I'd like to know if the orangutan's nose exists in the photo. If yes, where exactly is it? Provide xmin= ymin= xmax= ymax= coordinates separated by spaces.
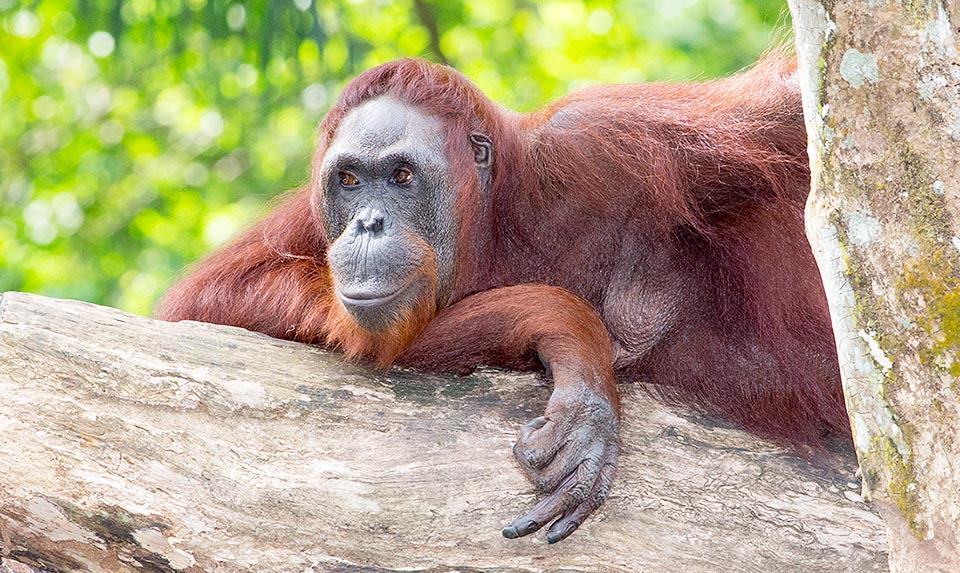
xmin=355 ymin=207 xmax=385 ymax=236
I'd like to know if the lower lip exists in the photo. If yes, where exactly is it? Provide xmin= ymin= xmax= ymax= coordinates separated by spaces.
xmin=337 ymin=289 xmax=402 ymax=308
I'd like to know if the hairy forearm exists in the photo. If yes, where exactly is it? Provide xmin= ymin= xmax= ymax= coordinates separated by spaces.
xmin=398 ymin=284 xmax=618 ymax=406
xmin=156 ymin=190 xmax=332 ymax=343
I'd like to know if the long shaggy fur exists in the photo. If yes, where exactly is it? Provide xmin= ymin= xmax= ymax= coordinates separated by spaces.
xmin=158 ymin=54 xmax=847 ymax=447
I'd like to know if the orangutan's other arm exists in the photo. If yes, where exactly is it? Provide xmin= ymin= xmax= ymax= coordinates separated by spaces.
xmin=156 ymin=191 xmax=333 ymax=344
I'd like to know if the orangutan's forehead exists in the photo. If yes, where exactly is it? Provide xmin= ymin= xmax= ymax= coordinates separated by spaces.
xmin=331 ymin=96 xmax=445 ymax=156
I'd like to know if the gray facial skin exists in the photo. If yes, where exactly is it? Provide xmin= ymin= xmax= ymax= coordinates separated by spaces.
xmin=319 ymin=97 xmax=459 ymax=331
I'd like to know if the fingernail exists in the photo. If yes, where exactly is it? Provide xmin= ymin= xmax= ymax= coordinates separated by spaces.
xmin=502 ymin=526 xmax=519 ymax=539
xmin=521 ymin=520 xmax=539 ymax=534
xmin=547 ymin=522 xmax=576 ymax=544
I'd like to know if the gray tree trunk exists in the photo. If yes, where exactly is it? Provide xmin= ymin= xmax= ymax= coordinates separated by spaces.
xmin=0 ymin=293 xmax=885 ymax=572
xmin=789 ymin=1 xmax=960 ymax=571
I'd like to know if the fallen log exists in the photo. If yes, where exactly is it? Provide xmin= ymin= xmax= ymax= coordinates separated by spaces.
xmin=0 ymin=292 xmax=887 ymax=572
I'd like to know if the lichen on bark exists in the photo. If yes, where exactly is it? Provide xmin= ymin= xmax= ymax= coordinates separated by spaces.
xmin=791 ymin=0 xmax=960 ymax=563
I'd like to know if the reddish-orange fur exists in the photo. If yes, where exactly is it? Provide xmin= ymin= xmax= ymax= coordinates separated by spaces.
xmin=159 ymin=54 xmax=847 ymax=446
xmin=322 ymin=240 xmax=438 ymax=368
xmin=397 ymin=285 xmax=620 ymax=412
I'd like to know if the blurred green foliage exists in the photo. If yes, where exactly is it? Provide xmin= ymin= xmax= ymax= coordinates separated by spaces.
xmin=0 ymin=0 xmax=790 ymax=315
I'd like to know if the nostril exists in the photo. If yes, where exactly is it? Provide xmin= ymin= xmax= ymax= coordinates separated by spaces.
xmin=356 ymin=209 xmax=386 ymax=235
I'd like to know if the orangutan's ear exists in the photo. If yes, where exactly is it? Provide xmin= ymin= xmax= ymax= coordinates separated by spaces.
xmin=469 ymin=132 xmax=493 ymax=169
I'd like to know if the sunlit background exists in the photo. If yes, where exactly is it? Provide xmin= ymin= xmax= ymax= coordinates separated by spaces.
xmin=0 ymin=0 xmax=789 ymax=315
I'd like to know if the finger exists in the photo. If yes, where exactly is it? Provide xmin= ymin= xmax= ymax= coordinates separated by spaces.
xmin=546 ymin=450 xmax=618 ymax=544
xmin=513 ymin=418 xmax=565 ymax=471
xmin=518 ymin=416 xmax=547 ymax=441
xmin=528 ymin=437 xmax=601 ymax=493
xmin=503 ymin=444 xmax=603 ymax=539
xmin=502 ymin=471 xmax=578 ymax=539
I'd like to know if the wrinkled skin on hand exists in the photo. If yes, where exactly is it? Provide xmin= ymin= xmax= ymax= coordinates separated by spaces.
xmin=504 ymin=380 xmax=620 ymax=543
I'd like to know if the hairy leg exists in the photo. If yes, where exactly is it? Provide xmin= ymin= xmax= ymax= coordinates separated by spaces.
xmin=398 ymin=284 xmax=620 ymax=543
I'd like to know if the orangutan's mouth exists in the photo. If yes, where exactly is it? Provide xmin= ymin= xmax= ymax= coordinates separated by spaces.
xmin=337 ymin=287 xmax=403 ymax=308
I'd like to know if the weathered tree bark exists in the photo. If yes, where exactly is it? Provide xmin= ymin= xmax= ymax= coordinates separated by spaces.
xmin=0 ymin=292 xmax=885 ymax=572
xmin=789 ymin=1 xmax=960 ymax=571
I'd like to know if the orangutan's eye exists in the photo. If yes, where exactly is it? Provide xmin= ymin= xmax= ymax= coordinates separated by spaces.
xmin=392 ymin=167 xmax=413 ymax=186
xmin=338 ymin=171 xmax=359 ymax=187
